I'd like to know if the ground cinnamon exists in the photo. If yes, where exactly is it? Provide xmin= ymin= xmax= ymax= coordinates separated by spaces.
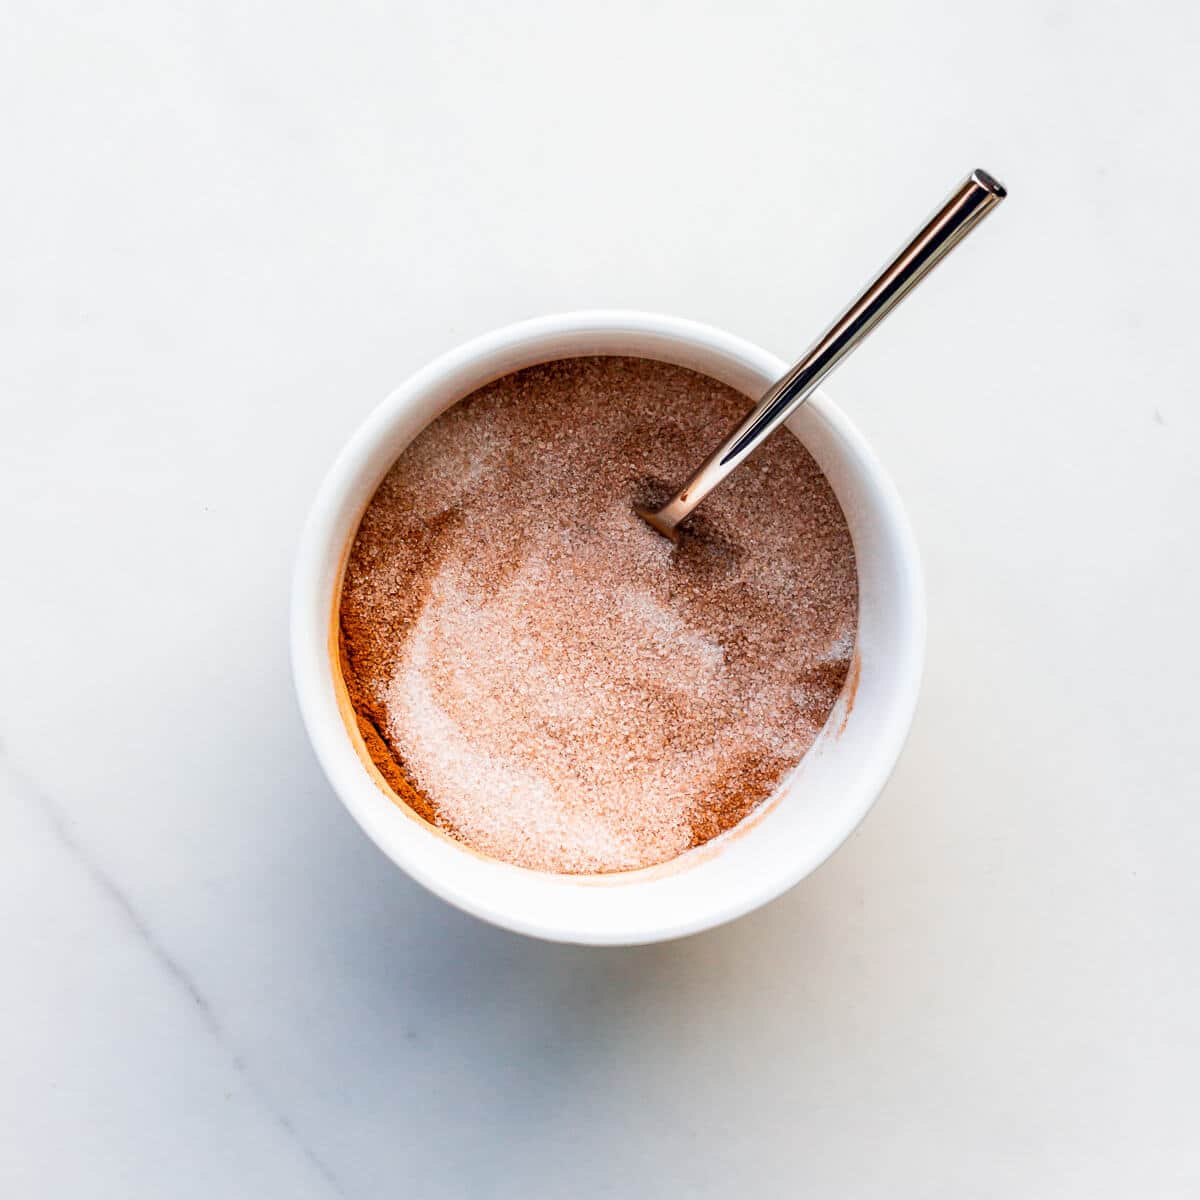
xmin=338 ymin=356 xmax=857 ymax=873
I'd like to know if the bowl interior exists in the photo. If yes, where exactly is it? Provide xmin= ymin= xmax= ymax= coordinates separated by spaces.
xmin=292 ymin=312 xmax=923 ymax=944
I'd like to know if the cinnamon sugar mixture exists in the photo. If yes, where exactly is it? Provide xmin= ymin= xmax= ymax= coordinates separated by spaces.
xmin=338 ymin=357 xmax=857 ymax=873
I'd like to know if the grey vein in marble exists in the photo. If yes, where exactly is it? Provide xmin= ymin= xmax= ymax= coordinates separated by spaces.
xmin=0 ymin=741 xmax=347 ymax=1199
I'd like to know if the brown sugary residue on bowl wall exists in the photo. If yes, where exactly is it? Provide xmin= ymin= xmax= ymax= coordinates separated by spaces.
xmin=336 ymin=356 xmax=859 ymax=875
xmin=837 ymin=651 xmax=862 ymax=737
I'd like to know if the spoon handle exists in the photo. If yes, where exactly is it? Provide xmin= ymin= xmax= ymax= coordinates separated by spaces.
xmin=642 ymin=169 xmax=1007 ymax=537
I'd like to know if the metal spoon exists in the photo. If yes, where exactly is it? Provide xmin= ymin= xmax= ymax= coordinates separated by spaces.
xmin=637 ymin=168 xmax=1007 ymax=539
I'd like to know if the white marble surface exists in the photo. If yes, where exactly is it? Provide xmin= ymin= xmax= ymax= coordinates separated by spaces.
xmin=3 ymin=2 xmax=1199 ymax=1195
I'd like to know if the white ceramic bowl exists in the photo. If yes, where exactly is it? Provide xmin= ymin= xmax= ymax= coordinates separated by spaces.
xmin=291 ymin=311 xmax=924 ymax=944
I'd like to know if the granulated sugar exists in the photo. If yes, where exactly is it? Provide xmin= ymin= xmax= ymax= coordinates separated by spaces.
xmin=338 ymin=357 xmax=857 ymax=873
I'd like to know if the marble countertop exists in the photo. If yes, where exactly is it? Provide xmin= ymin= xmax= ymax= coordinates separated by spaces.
xmin=3 ymin=2 xmax=1198 ymax=1196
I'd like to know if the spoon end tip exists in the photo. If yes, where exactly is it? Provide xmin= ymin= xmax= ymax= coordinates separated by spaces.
xmin=635 ymin=506 xmax=682 ymax=543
